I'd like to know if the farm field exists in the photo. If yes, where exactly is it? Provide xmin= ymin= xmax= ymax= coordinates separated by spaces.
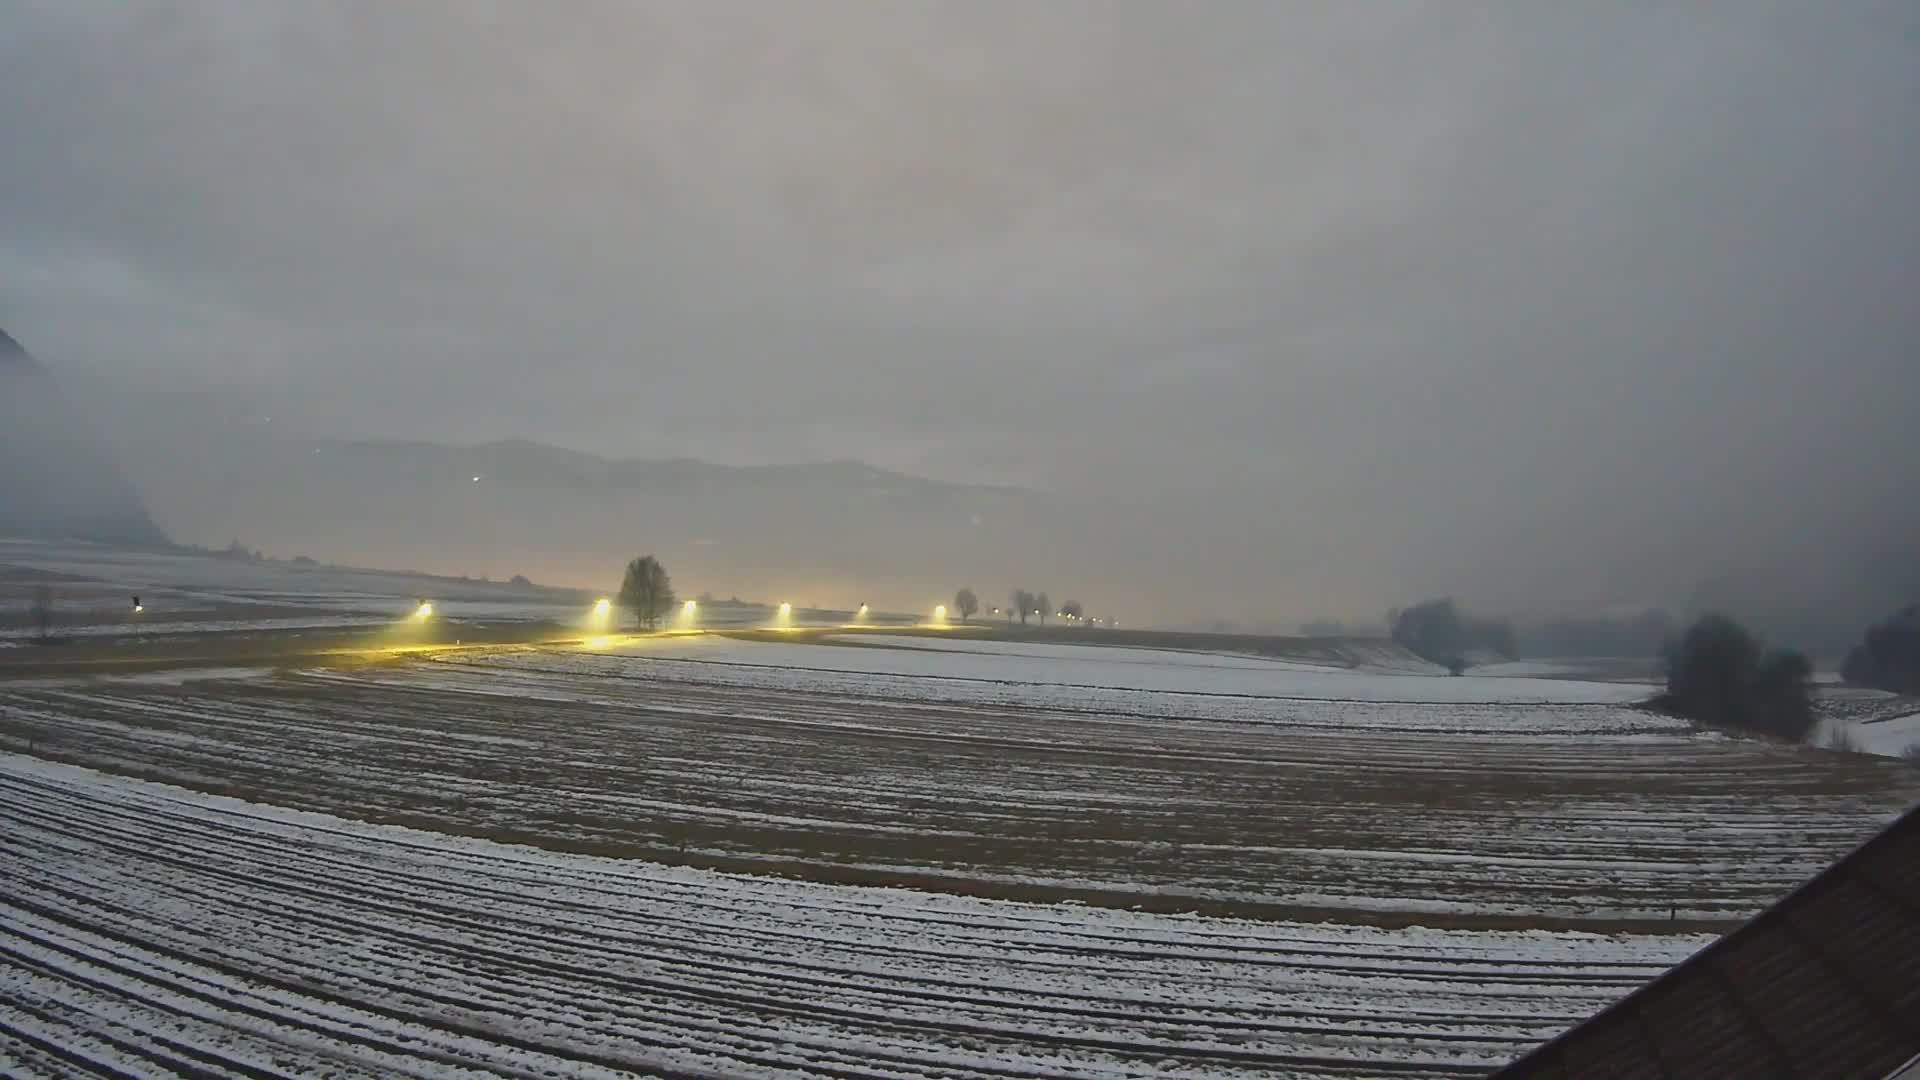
xmin=0 ymin=540 xmax=903 ymax=644
xmin=6 ymin=635 xmax=1916 ymax=928
xmin=4 ymin=544 xmax=1919 ymax=1076
xmin=0 ymin=538 xmax=568 ymax=614
xmin=1811 ymin=685 xmax=1920 ymax=757
xmin=0 ymin=754 xmax=1713 ymax=1077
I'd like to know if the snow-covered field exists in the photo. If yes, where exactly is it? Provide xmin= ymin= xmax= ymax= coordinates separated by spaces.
xmin=0 ymin=538 xmax=598 ymax=646
xmin=4 ymin=562 xmax=1918 ymax=1076
xmin=0 ymin=538 xmax=539 ymax=610
xmin=0 ymin=755 xmax=1712 ymax=1077
xmin=1811 ymin=685 xmax=1920 ymax=758
xmin=0 ymin=613 xmax=397 ymax=641
xmin=721 ymin=633 xmax=1651 ymax=704
xmin=1846 ymin=711 xmax=1920 ymax=756
xmin=1467 ymin=657 xmax=1661 ymax=684
xmin=7 ymin=634 xmax=1916 ymax=926
xmin=0 ymin=539 xmax=896 ymax=637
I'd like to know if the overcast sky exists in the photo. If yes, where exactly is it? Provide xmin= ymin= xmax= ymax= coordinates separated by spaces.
xmin=3 ymin=1 xmax=1916 ymax=622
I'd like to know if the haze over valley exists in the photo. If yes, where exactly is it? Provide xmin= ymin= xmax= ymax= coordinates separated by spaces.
xmin=3 ymin=4 xmax=1919 ymax=1077
xmin=7 ymin=1 xmax=1917 ymax=637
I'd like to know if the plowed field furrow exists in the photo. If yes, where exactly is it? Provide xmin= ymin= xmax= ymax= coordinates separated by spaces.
xmin=1 ymin=942 xmax=428 ymax=1080
xmin=7 ymin=650 xmax=1912 ymax=924
xmin=0 ymin=774 xmax=1686 ymax=979
xmin=0 ymin=788 xmax=1628 ymax=1056
xmin=1 ymin=756 xmax=1716 ymax=1078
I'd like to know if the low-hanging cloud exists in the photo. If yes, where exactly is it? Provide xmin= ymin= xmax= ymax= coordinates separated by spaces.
xmin=3 ymin=0 xmax=1916 ymax=632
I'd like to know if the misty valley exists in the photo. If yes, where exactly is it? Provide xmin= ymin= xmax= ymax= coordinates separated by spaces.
xmin=5 ymin=4 xmax=1919 ymax=1077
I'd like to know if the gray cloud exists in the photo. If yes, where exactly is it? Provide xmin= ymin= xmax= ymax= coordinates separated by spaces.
xmin=3 ymin=0 xmax=1916 ymax=628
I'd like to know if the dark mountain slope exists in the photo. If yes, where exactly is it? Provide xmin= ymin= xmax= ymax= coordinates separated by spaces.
xmin=0 ymin=329 xmax=170 ymax=547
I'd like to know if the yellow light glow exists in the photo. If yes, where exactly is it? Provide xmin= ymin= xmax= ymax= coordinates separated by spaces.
xmin=684 ymin=600 xmax=697 ymax=612
xmin=594 ymin=598 xmax=611 ymax=615
xmin=133 ymin=605 xmax=144 ymax=614
xmin=779 ymin=602 xmax=792 ymax=613
xmin=858 ymin=604 xmax=870 ymax=614
xmin=415 ymin=601 xmax=434 ymax=618
xmin=934 ymin=605 xmax=947 ymax=618
xmin=585 ymin=635 xmax=614 ymax=649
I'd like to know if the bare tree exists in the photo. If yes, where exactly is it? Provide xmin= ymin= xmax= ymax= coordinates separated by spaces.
xmin=1010 ymin=589 xmax=1032 ymax=626
xmin=1036 ymin=592 xmax=1050 ymax=627
xmin=953 ymin=587 xmax=978 ymax=624
xmin=618 ymin=556 xmax=676 ymax=631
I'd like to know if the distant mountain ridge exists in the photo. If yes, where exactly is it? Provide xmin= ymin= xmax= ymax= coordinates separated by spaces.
xmin=138 ymin=430 xmax=1036 ymax=606
xmin=329 ymin=437 xmax=1028 ymax=498
xmin=0 ymin=328 xmax=36 ymax=371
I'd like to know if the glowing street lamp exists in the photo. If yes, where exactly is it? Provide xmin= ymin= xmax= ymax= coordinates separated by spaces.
xmin=414 ymin=601 xmax=434 ymax=619
xmin=593 ymin=598 xmax=612 ymax=616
